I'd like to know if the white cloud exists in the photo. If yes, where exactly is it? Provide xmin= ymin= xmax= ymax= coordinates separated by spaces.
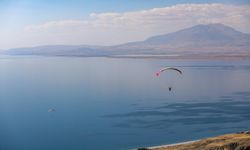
xmin=2 ymin=3 xmax=250 ymax=49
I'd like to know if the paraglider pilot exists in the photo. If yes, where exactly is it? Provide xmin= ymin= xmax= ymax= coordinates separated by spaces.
xmin=168 ymin=87 xmax=172 ymax=91
xmin=156 ymin=67 xmax=182 ymax=92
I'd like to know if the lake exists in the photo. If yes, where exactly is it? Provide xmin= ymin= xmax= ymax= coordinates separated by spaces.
xmin=0 ymin=56 xmax=250 ymax=150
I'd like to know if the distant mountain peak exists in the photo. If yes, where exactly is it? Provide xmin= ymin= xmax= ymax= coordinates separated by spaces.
xmin=193 ymin=23 xmax=229 ymax=28
xmin=145 ymin=23 xmax=248 ymax=45
xmin=185 ymin=23 xmax=240 ymax=33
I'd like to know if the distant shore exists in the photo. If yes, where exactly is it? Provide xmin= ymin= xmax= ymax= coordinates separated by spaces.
xmin=2 ymin=53 xmax=250 ymax=60
xmin=109 ymin=54 xmax=250 ymax=60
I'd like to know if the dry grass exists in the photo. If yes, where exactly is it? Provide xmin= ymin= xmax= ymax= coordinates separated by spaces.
xmin=151 ymin=133 xmax=250 ymax=150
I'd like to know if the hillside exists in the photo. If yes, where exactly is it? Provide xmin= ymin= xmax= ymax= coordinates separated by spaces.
xmin=2 ymin=24 xmax=250 ymax=57
xmin=109 ymin=24 xmax=250 ymax=55
xmin=2 ymin=45 xmax=109 ymax=56
xmin=138 ymin=131 xmax=250 ymax=150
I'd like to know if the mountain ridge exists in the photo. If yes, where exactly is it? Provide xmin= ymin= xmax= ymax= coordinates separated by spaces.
xmin=2 ymin=23 xmax=250 ymax=57
xmin=108 ymin=23 xmax=250 ymax=55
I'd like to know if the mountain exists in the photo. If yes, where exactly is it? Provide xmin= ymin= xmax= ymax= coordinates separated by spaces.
xmin=2 ymin=24 xmax=250 ymax=57
xmin=147 ymin=23 xmax=250 ymax=46
xmin=2 ymin=45 xmax=110 ymax=56
xmin=108 ymin=23 xmax=250 ymax=56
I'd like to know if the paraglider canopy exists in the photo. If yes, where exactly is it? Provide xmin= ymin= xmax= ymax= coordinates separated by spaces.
xmin=155 ymin=67 xmax=182 ymax=92
xmin=156 ymin=67 xmax=182 ymax=77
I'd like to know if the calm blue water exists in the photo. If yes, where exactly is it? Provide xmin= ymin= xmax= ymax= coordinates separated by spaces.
xmin=0 ymin=56 xmax=250 ymax=150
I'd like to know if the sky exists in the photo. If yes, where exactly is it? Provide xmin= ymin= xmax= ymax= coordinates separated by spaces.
xmin=0 ymin=0 xmax=250 ymax=49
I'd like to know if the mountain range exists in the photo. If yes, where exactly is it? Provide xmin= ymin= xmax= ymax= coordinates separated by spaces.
xmin=2 ymin=23 xmax=250 ymax=58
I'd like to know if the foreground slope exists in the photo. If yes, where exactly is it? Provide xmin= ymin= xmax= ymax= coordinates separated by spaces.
xmin=139 ymin=131 xmax=250 ymax=150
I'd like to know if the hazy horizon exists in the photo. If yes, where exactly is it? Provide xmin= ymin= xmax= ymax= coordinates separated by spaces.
xmin=1 ymin=0 xmax=250 ymax=50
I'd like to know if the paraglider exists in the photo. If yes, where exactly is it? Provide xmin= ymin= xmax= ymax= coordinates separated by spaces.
xmin=156 ymin=67 xmax=182 ymax=76
xmin=156 ymin=67 xmax=182 ymax=91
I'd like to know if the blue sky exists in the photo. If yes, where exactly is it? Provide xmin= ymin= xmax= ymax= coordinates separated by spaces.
xmin=1 ymin=0 xmax=249 ymax=21
xmin=0 ymin=0 xmax=250 ymax=49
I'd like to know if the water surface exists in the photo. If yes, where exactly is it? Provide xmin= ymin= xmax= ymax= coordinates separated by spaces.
xmin=0 ymin=56 xmax=250 ymax=150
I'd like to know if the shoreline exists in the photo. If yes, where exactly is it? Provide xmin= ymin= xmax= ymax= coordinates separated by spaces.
xmin=2 ymin=54 xmax=250 ymax=60
xmin=138 ymin=140 xmax=200 ymax=150
xmin=108 ymin=54 xmax=250 ymax=60
xmin=134 ymin=140 xmax=200 ymax=150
